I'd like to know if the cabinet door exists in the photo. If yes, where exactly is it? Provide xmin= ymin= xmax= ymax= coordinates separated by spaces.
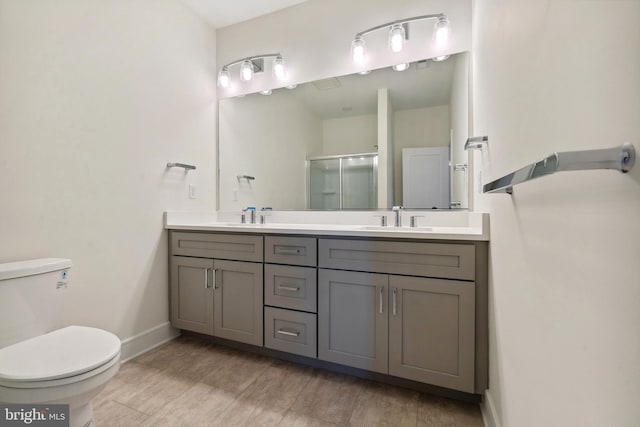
xmin=170 ymin=256 xmax=215 ymax=335
xmin=318 ymin=269 xmax=388 ymax=373
xmin=213 ymin=260 xmax=264 ymax=346
xmin=389 ymin=276 xmax=475 ymax=393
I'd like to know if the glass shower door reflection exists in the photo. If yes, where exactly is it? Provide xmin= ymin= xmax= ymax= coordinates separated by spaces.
xmin=308 ymin=154 xmax=377 ymax=209
xmin=341 ymin=155 xmax=377 ymax=209
xmin=309 ymin=158 xmax=340 ymax=209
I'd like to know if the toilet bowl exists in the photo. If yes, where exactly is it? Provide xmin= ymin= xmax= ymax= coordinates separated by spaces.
xmin=0 ymin=259 xmax=122 ymax=427
xmin=0 ymin=326 xmax=121 ymax=427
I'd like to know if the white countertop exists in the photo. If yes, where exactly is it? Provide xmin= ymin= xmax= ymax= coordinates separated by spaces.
xmin=164 ymin=211 xmax=489 ymax=241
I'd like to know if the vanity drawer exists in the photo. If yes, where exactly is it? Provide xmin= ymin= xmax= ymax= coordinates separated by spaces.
xmin=319 ymin=239 xmax=475 ymax=281
xmin=265 ymin=307 xmax=317 ymax=358
xmin=265 ymin=236 xmax=317 ymax=266
xmin=171 ymin=232 xmax=263 ymax=262
xmin=265 ymin=264 xmax=317 ymax=313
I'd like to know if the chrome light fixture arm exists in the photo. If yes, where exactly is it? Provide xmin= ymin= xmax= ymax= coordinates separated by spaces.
xmin=222 ymin=53 xmax=282 ymax=69
xmin=218 ymin=53 xmax=287 ymax=88
xmin=355 ymin=13 xmax=445 ymax=37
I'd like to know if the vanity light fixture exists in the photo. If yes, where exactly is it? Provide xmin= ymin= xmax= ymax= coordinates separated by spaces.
xmin=351 ymin=13 xmax=450 ymax=63
xmin=217 ymin=53 xmax=287 ymax=89
xmin=392 ymin=63 xmax=410 ymax=71
xmin=432 ymin=54 xmax=450 ymax=62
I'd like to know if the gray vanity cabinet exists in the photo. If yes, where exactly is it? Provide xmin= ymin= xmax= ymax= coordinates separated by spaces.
xmin=213 ymin=259 xmax=263 ymax=346
xmin=318 ymin=269 xmax=389 ymax=373
xmin=169 ymin=230 xmax=488 ymax=396
xmin=318 ymin=238 xmax=481 ymax=394
xmin=170 ymin=256 xmax=215 ymax=335
xmin=169 ymin=232 xmax=264 ymax=346
xmin=388 ymin=275 xmax=475 ymax=393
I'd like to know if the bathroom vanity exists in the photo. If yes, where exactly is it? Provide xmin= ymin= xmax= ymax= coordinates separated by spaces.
xmin=165 ymin=212 xmax=488 ymax=399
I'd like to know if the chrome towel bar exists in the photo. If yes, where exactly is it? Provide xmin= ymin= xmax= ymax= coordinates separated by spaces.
xmin=483 ymin=143 xmax=636 ymax=194
xmin=166 ymin=162 xmax=196 ymax=170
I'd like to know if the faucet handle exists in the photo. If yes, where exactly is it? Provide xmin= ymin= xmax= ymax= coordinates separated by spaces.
xmin=373 ymin=215 xmax=387 ymax=227
xmin=410 ymin=215 xmax=424 ymax=228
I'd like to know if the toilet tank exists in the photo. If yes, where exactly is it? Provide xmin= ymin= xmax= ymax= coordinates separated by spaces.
xmin=0 ymin=258 xmax=72 ymax=349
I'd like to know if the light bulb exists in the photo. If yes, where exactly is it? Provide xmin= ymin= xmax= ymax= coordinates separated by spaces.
xmin=351 ymin=36 xmax=365 ymax=63
xmin=273 ymin=56 xmax=287 ymax=80
xmin=217 ymin=67 xmax=230 ymax=88
xmin=259 ymin=89 xmax=272 ymax=95
xmin=389 ymin=24 xmax=405 ymax=53
xmin=434 ymin=16 xmax=450 ymax=46
xmin=432 ymin=55 xmax=450 ymax=62
xmin=240 ymin=60 xmax=253 ymax=82
xmin=392 ymin=63 xmax=410 ymax=71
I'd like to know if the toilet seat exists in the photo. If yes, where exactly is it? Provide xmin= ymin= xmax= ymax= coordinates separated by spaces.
xmin=0 ymin=325 xmax=121 ymax=387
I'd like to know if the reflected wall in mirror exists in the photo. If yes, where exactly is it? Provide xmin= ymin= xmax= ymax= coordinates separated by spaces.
xmin=218 ymin=51 xmax=470 ymax=211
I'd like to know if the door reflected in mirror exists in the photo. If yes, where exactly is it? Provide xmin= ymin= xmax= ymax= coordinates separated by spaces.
xmin=218 ymin=51 xmax=470 ymax=211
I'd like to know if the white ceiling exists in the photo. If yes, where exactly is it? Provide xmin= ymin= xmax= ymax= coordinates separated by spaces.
xmin=284 ymin=54 xmax=459 ymax=119
xmin=181 ymin=0 xmax=308 ymax=28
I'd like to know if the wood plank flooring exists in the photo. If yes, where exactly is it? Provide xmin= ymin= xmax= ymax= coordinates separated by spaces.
xmin=94 ymin=335 xmax=483 ymax=426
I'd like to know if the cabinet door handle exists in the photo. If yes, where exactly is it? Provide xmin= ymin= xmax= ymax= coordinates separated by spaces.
xmin=379 ymin=287 xmax=384 ymax=314
xmin=277 ymin=285 xmax=300 ymax=292
xmin=392 ymin=288 xmax=397 ymax=316
xmin=275 ymin=246 xmax=302 ymax=255
xmin=212 ymin=269 xmax=218 ymax=289
xmin=204 ymin=268 xmax=212 ymax=289
xmin=276 ymin=329 xmax=300 ymax=337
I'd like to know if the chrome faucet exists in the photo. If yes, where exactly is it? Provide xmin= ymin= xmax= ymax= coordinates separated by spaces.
xmin=392 ymin=206 xmax=404 ymax=227
xmin=260 ymin=207 xmax=272 ymax=224
xmin=242 ymin=206 xmax=256 ymax=224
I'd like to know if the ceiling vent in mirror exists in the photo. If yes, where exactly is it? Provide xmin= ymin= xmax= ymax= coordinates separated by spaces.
xmin=351 ymin=13 xmax=451 ymax=64
xmin=312 ymin=77 xmax=342 ymax=91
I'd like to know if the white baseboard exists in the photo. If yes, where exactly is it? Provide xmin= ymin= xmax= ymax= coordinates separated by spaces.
xmin=481 ymin=389 xmax=501 ymax=427
xmin=119 ymin=321 xmax=180 ymax=363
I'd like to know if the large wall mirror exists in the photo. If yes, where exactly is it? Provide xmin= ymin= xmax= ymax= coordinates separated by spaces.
xmin=218 ymin=51 xmax=470 ymax=211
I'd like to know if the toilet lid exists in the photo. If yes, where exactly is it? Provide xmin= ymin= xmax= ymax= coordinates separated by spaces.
xmin=0 ymin=326 xmax=121 ymax=382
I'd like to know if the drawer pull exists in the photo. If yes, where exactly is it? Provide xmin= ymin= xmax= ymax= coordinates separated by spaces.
xmin=275 ymin=247 xmax=302 ymax=255
xmin=277 ymin=285 xmax=300 ymax=292
xmin=276 ymin=329 xmax=300 ymax=337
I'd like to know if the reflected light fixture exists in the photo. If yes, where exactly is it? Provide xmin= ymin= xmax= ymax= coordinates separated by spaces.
xmin=217 ymin=53 xmax=288 ymax=89
xmin=351 ymin=36 xmax=365 ymax=63
xmin=351 ymin=13 xmax=450 ymax=63
xmin=392 ymin=63 xmax=410 ymax=71
xmin=389 ymin=24 xmax=406 ymax=53
xmin=434 ymin=16 xmax=450 ymax=46
xmin=432 ymin=54 xmax=450 ymax=62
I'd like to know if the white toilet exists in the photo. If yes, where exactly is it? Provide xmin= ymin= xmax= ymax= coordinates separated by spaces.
xmin=0 ymin=259 xmax=121 ymax=427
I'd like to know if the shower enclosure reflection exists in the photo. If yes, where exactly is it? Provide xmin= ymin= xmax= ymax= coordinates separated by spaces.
xmin=308 ymin=153 xmax=377 ymax=209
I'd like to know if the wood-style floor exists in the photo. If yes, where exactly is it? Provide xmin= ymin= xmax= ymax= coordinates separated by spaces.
xmin=94 ymin=335 xmax=483 ymax=426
